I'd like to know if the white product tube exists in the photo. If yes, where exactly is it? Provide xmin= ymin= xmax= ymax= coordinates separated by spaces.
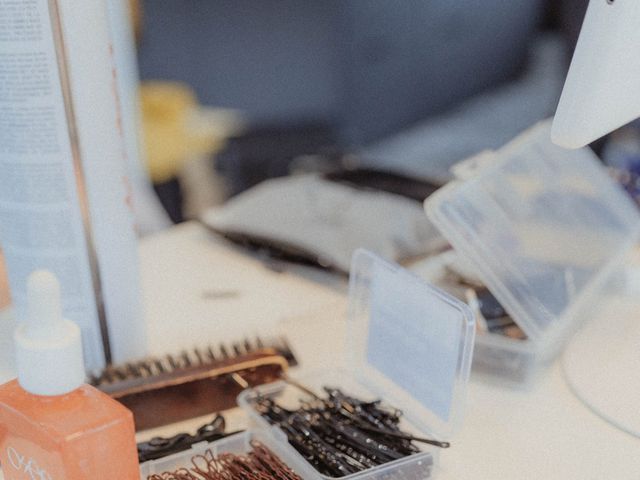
xmin=106 ymin=0 xmax=171 ymax=235
xmin=0 ymin=0 xmax=146 ymax=370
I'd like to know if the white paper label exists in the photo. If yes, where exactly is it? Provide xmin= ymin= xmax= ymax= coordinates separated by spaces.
xmin=0 ymin=0 xmax=104 ymax=368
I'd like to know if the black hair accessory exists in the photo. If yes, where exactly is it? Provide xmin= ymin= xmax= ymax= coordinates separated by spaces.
xmin=137 ymin=415 xmax=238 ymax=463
xmin=254 ymin=383 xmax=448 ymax=477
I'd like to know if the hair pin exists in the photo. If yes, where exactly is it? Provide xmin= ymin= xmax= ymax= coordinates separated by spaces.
xmin=253 ymin=381 xmax=443 ymax=477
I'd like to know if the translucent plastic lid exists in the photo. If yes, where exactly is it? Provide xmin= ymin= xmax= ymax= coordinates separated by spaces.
xmin=426 ymin=122 xmax=640 ymax=343
xmin=347 ymin=249 xmax=475 ymax=440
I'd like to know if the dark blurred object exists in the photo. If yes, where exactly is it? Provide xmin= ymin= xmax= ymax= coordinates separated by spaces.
xmin=214 ymin=230 xmax=338 ymax=275
xmin=129 ymin=0 xmax=142 ymax=42
xmin=610 ymin=168 xmax=640 ymax=210
xmin=601 ymin=123 xmax=640 ymax=172
xmin=545 ymin=0 xmax=589 ymax=48
xmin=139 ymin=1 xmax=545 ymax=145
xmin=216 ymin=122 xmax=337 ymax=196
xmin=601 ymin=122 xmax=640 ymax=206
xmin=474 ymin=287 xmax=508 ymax=320
xmin=324 ymin=168 xmax=441 ymax=202
xmin=91 ymin=337 xmax=296 ymax=431
xmin=153 ymin=177 xmax=184 ymax=223
xmin=137 ymin=415 xmax=237 ymax=462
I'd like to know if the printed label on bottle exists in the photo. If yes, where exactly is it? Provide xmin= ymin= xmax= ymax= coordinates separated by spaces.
xmin=6 ymin=447 xmax=53 ymax=480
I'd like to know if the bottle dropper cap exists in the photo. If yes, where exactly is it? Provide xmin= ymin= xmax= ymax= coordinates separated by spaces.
xmin=14 ymin=270 xmax=85 ymax=396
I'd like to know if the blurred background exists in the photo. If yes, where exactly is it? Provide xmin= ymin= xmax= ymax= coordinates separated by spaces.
xmin=7 ymin=0 xmax=638 ymax=306
xmin=133 ymin=0 xmax=592 ymax=223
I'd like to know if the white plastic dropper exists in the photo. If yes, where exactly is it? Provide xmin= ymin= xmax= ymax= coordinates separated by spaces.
xmin=14 ymin=270 xmax=85 ymax=396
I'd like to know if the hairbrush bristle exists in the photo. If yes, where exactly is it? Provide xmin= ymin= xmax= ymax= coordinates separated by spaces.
xmin=89 ymin=336 xmax=297 ymax=387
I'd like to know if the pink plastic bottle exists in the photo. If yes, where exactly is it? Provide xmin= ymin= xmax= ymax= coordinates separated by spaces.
xmin=0 ymin=271 xmax=140 ymax=479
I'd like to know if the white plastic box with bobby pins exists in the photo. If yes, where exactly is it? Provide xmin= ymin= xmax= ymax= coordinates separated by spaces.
xmin=237 ymin=249 xmax=476 ymax=480
xmin=421 ymin=122 xmax=640 ymax=387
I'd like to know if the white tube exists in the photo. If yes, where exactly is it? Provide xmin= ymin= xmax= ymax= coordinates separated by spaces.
xmin=105 ymin=0 xmax=171 ymax=235
xmin=0 ymin=0 xmax=146 ymax=370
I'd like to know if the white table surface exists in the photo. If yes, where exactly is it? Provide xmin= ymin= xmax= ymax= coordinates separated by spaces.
xmin=1 ymin=222 xmax=639 ymax=479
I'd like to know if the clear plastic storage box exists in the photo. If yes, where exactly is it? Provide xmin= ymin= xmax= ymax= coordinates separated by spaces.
xmin=140 ymin=430 xmax=319 ymax=479
xmin=424 ymin=122 xmax=640 ymax=386
xmin=238 ymin=249 xmax=476 ymax=480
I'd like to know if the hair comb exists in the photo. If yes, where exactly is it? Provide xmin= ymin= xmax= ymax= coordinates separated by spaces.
xmin=90 ymin=336 xmax=297 ymax=431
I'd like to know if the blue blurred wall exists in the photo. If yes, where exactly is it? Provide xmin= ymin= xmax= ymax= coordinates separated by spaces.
xmin=138 ymin=1 xmax=544 ymax=145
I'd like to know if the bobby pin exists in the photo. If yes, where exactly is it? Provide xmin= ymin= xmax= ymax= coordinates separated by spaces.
xmin=146 ymin=441 xmax=303 ymax=480
xmin=254 ymin=382 xmax=447 ymax=477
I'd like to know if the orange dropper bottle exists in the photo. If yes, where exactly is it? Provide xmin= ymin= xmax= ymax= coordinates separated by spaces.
xmin=0 ymin=270 xmax=140 ymax=479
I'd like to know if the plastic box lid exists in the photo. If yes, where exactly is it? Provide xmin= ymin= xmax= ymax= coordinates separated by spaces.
xmin=425 ymin=122 xmax=640 ymax=345
xmin=346 ymin=249 xmax=475 ymax=440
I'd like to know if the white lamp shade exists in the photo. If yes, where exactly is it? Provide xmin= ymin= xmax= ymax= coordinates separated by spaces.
xmin=552 ymin=0 xmax=640 ymax=149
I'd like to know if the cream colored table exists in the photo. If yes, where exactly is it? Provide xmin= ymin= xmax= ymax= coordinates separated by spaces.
xmin=0 ymin=222 xmax=638 ymax=479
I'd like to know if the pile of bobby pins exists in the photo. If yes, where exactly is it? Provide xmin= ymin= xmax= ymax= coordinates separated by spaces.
xmin=146 ymin=441 xmax=302 ymax=480
xmin=255 ymin=386 xmax=449 ymax=478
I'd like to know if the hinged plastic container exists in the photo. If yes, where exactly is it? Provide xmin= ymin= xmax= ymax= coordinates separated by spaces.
xmin=238 ymin=249 xmax=476 ymax=480
xmin=140 ymin=430 xmax=319 ymax=479
xmin=425 ymin=121 xmax=640 ymax=386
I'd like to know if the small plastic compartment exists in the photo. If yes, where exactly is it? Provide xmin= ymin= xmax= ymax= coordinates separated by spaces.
xmin=411 ymin=250 xmax=545 ymax=385
xmin=139 ymin=430 xmax=318 ymax=479
xmin=238 ymin=249 xmax=476 ymax=480
xmin=425 ymin=121 xmax=640 ymax=386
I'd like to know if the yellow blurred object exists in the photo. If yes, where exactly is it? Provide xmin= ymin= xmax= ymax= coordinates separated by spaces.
xmin=140 ymin=82 xmax=223 ymax=184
